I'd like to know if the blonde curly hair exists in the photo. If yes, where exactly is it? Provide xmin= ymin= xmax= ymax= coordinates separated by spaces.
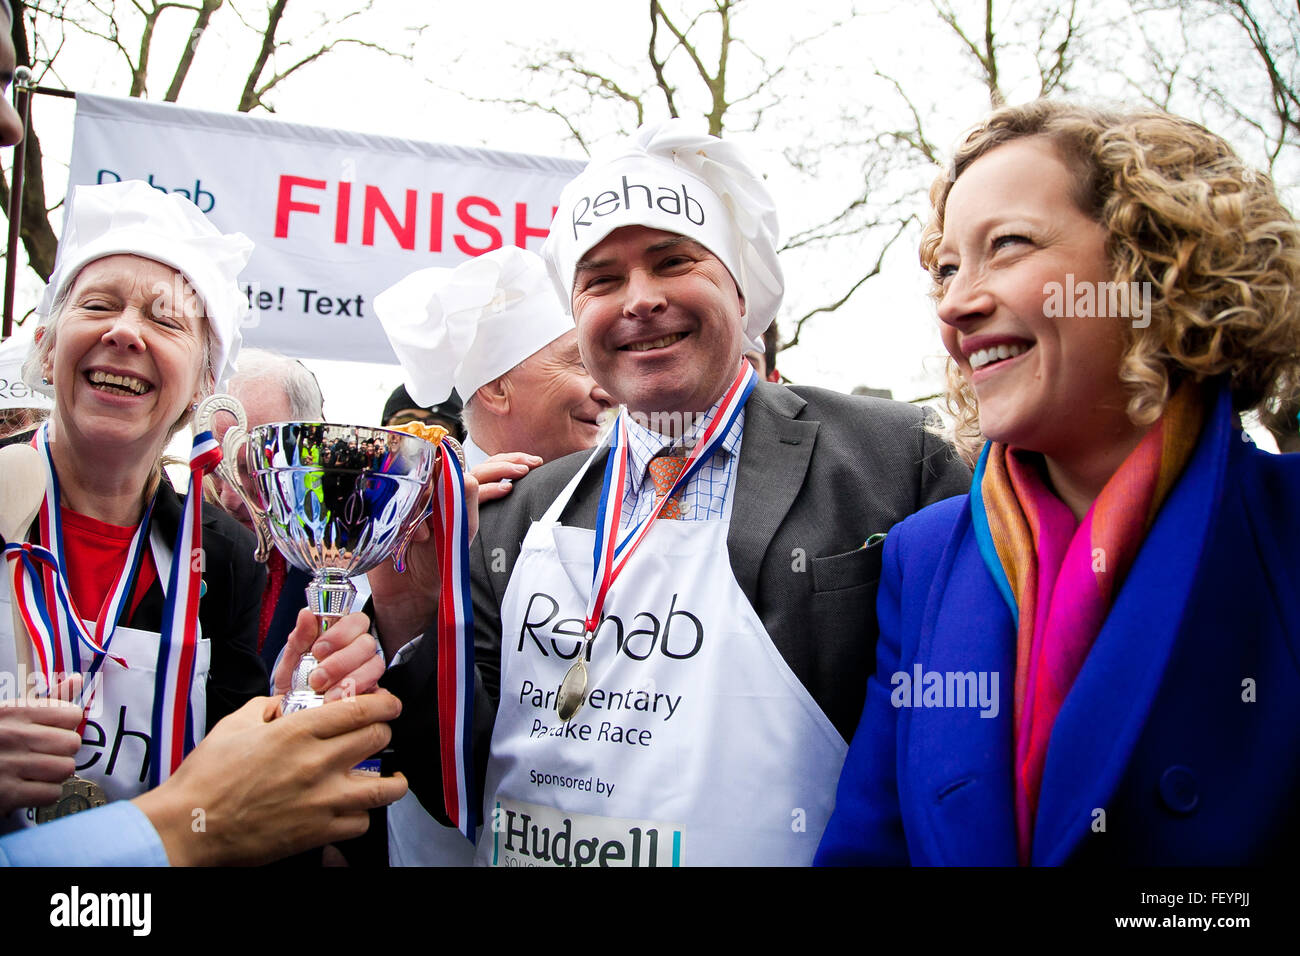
xmin=921 ymin=99 xmax=1300 ymax=463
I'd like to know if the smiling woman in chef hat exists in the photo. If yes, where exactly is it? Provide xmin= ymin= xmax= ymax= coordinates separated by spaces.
xmin=1 ymin=180 xmax=267 ymax=831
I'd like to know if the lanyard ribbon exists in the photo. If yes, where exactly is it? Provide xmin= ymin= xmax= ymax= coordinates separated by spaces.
xmin=149 ymin=429 xmax=221 ymax=786
xmin=586 ymin=361 xmax=756 ymax=636
xmin=4 ymin=424 xmax=220 ymax=787
xmin=4 ymin=542 xmax=132 ymax=681
xmin=10 ymin=424 xmax=148 ymax=692
xmin=432 ymin=436 xmax=477 ymax=842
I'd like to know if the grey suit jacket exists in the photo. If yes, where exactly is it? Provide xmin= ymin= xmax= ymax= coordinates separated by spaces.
xmin=384 ymin=382 xmax=971 ymax=816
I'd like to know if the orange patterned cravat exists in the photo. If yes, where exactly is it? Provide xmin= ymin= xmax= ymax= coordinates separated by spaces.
xmin=648 ymin=451 xmax=688 ymax=519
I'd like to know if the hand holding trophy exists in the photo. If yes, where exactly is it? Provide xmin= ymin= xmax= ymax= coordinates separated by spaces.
xmin=194 ymin=395 xmax=461 ymax=713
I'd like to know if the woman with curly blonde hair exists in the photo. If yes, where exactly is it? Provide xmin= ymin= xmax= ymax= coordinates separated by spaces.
xmin=817 ymin=100 xmax=1300 ymax=865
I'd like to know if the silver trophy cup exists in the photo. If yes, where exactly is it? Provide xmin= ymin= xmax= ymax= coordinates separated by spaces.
xmin=195 ymin=395 xmax=458 ymax=713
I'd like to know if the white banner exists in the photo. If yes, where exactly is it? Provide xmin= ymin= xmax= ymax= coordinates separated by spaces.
xmin=0 ymin=334 xmax=51 ymax=411
xmin=65 ymin=93 xmax=586 ymax=365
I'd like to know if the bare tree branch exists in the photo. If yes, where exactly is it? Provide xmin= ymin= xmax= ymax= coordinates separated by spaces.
xmin=6 ymin=0 xmax=422 ymax=294
xmin=1037 ymin=0 xmax=1078 ymax=97
xmin=929 ymin=0 xmax=1003 ymax=106
xmin=461 ymin=91 xmax=594 ymax=155
xmin=238 ymin=0 xmax=288 ymax=112
xmin=2 ymin=0 xmax=60 ymax=278
xmin=165 ymin=0 xmax=222 ymax=101
xmin=251 ymin=37 xmax=407 ymax=111
xmin=558 ymin=57 xmax=646 ymax=118
xmin=1222 ymin=0 xmax=1300 ymax=154
xmin=874 ymin=69 xmax=940 ymax=165
xmin=647 ymin=0 xmax=680 ymax=117
xmin=982 ymin=0 xmax=1001 ymax=105
xmin=236 ymin=0 xmax=411 ymax=113
xmin=782 ymin=218 xmax=912 ymax=351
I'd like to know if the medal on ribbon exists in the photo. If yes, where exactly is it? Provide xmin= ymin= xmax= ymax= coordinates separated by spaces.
xmin=555 ymin=361 xmax=757 ymax=722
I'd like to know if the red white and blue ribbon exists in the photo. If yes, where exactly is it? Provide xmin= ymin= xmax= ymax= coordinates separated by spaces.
xmin=4 ymin=424 xmax=220 ymax=786
xmin=432 ymin=436 xmax=477 ymax=841
xmin=3 ymin=424 xmax=144 ymax=700
xmin=585 ymin=361 xmax=756 ymax=636
xmin=148 ymin=429 xmax=222 ymax=787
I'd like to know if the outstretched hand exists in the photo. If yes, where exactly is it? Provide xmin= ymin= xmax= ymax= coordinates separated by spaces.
xmin=473 ymin=452 xmax=542 ymax=503
xmin=134 ymin=692 xmax=407 ymax=866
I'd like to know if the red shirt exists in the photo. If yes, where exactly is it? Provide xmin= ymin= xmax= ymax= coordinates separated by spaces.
xmin=59 ymin=507 xmax=157 ymax=623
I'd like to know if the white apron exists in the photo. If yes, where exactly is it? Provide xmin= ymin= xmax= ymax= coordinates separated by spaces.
xmin=386 ymin=792 xmax=477 ymax=866
xmin=478 ymin=444 xmax=848 ymax=867
xmin=0 ymin=532 xmax=210 ymax=833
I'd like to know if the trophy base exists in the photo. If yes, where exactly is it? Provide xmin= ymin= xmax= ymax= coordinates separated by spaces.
xmin=280 ymin=650 xmax=327 ymax=715
xmin=280 ymin=571 xmax=356 ymax=715
xmin=282 ymin=689 xmax=326 ymax=714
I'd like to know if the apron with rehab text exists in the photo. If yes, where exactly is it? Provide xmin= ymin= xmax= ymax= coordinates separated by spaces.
xmin=479 ymin=443 xmax=847 ymax=866
xmin=0 ymin=531 xmax=210 ymax=833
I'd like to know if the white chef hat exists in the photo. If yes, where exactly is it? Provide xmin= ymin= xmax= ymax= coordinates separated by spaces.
xmin=374 ymin=245 xmax=573 ymax=406
xmin=541 ymin=119 xmax=784 ymax=350
xmin=32 ymin=180 xmax=253 ymax=394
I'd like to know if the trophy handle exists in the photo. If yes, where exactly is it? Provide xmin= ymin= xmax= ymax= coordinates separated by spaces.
xmin=391 ymin=436 xmax=466 ymax=573
xmin=194 ymin=394 xmax=274 ymax=562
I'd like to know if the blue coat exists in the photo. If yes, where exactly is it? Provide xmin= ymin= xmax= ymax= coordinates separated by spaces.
xmin=817 ymin=387 xmax=1300 ymax=865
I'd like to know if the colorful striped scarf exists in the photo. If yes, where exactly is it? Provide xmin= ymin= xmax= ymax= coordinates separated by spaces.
xmin=970 ymin=382 xmax=1204 ymax=864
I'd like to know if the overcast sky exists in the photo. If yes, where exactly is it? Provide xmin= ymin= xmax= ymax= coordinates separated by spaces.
xmin=6 ymin=0 xmax=1292 ymax=445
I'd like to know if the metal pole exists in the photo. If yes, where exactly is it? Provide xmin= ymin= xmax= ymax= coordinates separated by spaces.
xmin=2 ymin=65 xmax=34 ymax=342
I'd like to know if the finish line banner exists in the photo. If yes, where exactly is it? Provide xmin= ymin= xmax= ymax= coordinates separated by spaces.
xmin=65 ymin=93 xmax=586 ymax=365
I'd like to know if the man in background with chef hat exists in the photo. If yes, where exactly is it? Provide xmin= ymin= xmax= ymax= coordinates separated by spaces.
xmin=375 ymin=244 xmax=611 ymax=471
xmin=336 ymin=121 xmax=971 ymax=866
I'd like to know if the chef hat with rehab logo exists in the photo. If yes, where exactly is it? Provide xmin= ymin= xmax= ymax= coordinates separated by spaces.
xmin=374 ymin=245 xmax=574 ymax=407
xmin=30 ymin=180 xmax=254 ymax=395
xmin=541 ymin=119 xmax=784 ymax=351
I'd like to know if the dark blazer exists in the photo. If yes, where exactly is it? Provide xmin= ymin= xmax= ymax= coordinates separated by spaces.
xmin=816 ymin=386 xmax=1300 ymax=865
xmin=385 ymin=382 xmax=972 ymax=819
xmin=260 ymin=563 xmax=313 ymax=675
xmin=128 ymin=481 xmax=268 ymax=730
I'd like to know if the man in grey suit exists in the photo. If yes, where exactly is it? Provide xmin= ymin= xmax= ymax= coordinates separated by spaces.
xmin=364 ymin=120 xmax=970 ymax=866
